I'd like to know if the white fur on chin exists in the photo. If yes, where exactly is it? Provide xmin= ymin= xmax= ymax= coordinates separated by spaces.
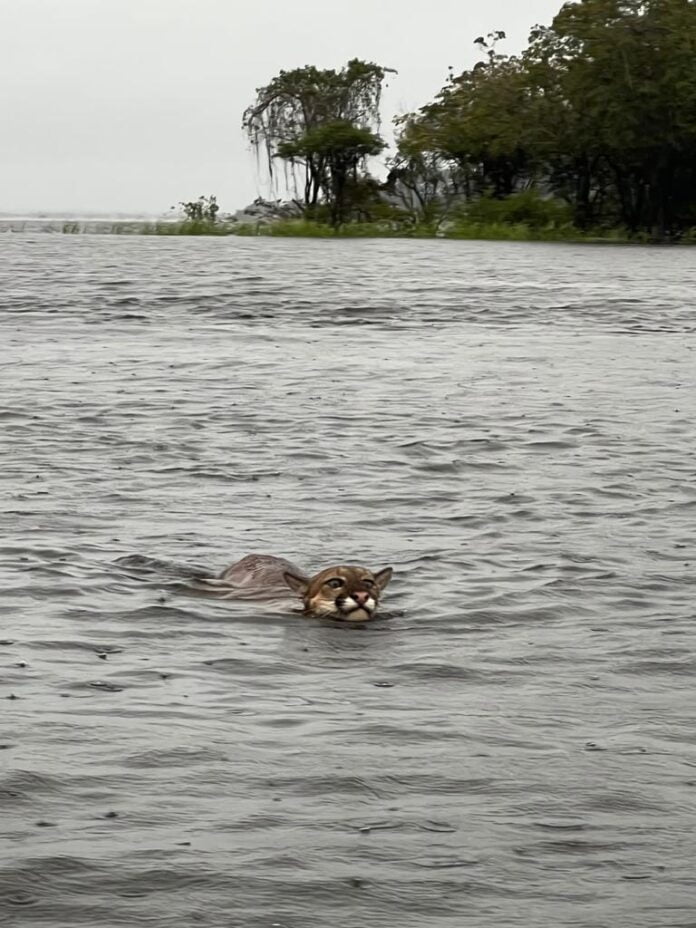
xmin=339 ymin=596 xmax=376 ymax=615
xmin=308 ymin=596 xmax=377 ymax=620
xmin=338 ymin=607 xmax=371 ymax=622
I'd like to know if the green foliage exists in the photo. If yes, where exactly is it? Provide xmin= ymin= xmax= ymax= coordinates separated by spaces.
xmin=178 ymin=196 xmax=219 ymax=223
xmin=64 ymin=217 xmax=642 ymax=243
xmin=447 ymin=221 xmax=587 ymax=242
xmin=525 ymin=0 xmax=696 ymax=234
xmin=231 ymin=218 xmax=628 ymax=242
xmin=396 ymin=1 xmax=696 ymax=239
xmin=395 ymin=32 xmax=536 ymax=201
xmin=229 ymin=219 xmax=430 ymax=238
xmin=243 ymin=59 xmax=394 ymax=224
xmin=61 ymin=2 xmax=696 ymax=243
xmin=277 ymin=121 xmax=384 ymax=161
xmin=462 ymin=191 xmax=572 ymax=229
xmin=278 ymin=121 xmax=386 ymax=225
xmin=146 ymin=219 xmax=233 ymax=236
xmin=234 ymin=219 xmax=338 ymax=237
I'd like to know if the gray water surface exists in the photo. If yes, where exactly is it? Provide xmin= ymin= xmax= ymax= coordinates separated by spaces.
xmin=2 ymin=235 xmax=696 ymax=927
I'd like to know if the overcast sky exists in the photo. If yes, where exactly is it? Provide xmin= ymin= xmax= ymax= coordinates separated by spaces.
xmin=1 ymin=0 xmax=564 ymax=215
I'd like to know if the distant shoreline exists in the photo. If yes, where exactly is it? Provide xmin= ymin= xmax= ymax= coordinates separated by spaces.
xmin=1 ymin=216 xmax=691 ymax=245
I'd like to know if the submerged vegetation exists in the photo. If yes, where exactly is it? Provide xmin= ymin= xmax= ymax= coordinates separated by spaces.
xmin=140 ymin=207 xmax=665 ymax=243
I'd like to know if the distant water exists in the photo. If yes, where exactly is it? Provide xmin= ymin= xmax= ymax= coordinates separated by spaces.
xmin=2 ymin=234 xmax=696 ymax=928
xmin=0 ymin=215 xmax=160 ymax=234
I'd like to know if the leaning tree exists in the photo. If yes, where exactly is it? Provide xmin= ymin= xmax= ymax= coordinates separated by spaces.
xmin=242 ymin=59 xmax=394 ymax=220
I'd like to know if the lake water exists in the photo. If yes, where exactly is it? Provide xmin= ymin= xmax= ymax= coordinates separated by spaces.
xmin=1 ymin=234 xmax=696 ymax=927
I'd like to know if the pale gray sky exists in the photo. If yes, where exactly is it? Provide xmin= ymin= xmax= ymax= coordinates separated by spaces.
xmin=1 ymin=0 xmax=563 ymax=215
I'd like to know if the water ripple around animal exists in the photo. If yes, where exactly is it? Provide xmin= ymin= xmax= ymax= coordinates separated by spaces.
xmin=2 ymin=235 xmax=696 ymax=927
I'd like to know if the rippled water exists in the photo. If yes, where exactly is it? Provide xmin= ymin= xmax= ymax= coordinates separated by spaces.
xmin=2 ymin=234 xmax=696 ymax=927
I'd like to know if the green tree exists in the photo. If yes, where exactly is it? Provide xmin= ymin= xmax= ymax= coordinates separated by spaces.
xmin=278 ymin=121 xmax=385 ymax=225
xmin=179 ymin=195 xmax=219 ymax=223
xmin=396 ymin=3 xmax=696 ymax=237
xmin=389 ymin=112 xmax=469 ymax=225
xmin=526 ymin=0 xmax=696 ymax=236
xmin=395 ymin=33 xmax=540 ymax=202
xmin=242 ymin=59 xmax=394 ymax=216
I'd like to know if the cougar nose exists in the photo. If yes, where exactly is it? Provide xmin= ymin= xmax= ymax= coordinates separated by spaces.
xmin=353 ymin=591 xmax=370 ymax=606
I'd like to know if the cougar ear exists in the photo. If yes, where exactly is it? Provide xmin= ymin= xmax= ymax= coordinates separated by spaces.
xmin=283 ymin=571 xmax=309 ymax=596
xmin=373 ymin=567 xmax=393 ymax=592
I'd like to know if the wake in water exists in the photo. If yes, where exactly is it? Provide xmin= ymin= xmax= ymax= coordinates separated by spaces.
xmin=113 ymin=553 xmax=295 ymax=603
xmin=114 ymin=553 xmax=395 ymax=620
xmin=4 ymin=236 xmax=696 ymax=928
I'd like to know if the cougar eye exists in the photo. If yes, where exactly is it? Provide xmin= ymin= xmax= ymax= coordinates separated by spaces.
xmin=326 ymin=578 xmax=344 ymax=590
xmin=362 ymin=578 xmax=374 ymax=587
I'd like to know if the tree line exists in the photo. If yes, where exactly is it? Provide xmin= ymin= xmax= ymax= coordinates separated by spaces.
xmin=243 ymin=0 xmax=696 ymax=239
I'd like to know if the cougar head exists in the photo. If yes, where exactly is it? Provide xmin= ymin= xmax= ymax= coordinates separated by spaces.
xmin=284 ymin=565 xmax=393 ymax=621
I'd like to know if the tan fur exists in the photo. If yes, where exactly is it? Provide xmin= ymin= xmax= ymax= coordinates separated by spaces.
xmin=284 ymin=564 xmax=393 ymax=621
xmin=196 ymin=554 xmax=392 ymax=620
